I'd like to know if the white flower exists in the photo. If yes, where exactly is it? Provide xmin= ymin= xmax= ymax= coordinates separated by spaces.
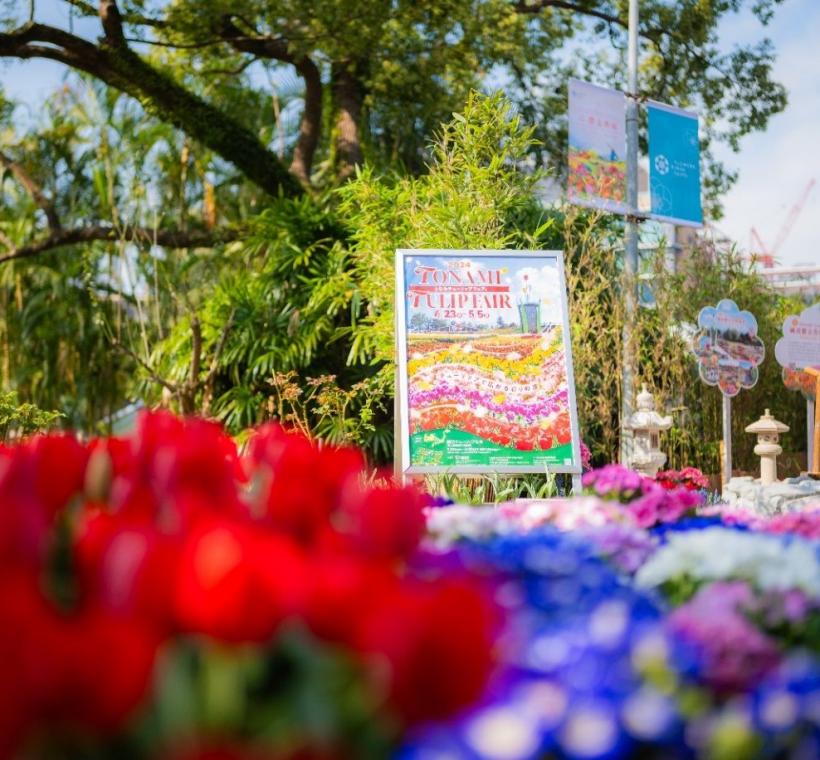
xmin=424 ymin=505 xmax=515 ymax=548
xmin=635 ymin=527 xmax=820 ymax=596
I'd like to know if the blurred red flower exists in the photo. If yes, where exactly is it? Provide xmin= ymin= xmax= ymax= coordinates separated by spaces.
xmin=355 ymin=579 xmax=497 ymax=724
xmin=174 ymin=518 xmax=309 ymax=643
xmin=248 ymin=423 xmax=363 ymax=544
xmin=336 ymin=484 xmax=428 ymax=561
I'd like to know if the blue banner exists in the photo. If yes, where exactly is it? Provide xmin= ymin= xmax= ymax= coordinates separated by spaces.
xmin=648 ymin=103 xmax=702 ymax=227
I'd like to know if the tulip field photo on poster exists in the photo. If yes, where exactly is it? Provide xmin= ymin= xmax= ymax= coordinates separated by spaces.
xmin=396 ymin=250 xmax=582 ymax=474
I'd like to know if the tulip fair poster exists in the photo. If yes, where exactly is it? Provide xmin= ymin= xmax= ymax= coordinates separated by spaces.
xmin=395 ymin=250 xmax=582 ymax=474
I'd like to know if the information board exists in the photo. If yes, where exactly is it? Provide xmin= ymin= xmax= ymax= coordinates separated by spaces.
xmin=395 ymin=250 xmax=582 ymax=474
xmin=775 ymin=302 xmax=820 ymax=400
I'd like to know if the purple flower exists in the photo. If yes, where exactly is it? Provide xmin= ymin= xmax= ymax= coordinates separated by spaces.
xmin=578 ymin=523 xmax=659 ymax=573
xmin=668 ymin=583 xmax=782 ymax=695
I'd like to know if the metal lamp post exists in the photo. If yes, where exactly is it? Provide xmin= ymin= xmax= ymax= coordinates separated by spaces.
xmin=621 ymin=0 xmax=641 ymax=464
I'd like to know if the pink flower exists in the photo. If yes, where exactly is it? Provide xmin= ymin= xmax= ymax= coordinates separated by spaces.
xmin=668 ymin=582 xmax=781 ymax=695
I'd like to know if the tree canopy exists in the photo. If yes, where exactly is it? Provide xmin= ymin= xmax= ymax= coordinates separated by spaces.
xmin=2 ymin=2 xmax=787 ymax=224
xmin=0 ymin=0 xmax=797 ymax=468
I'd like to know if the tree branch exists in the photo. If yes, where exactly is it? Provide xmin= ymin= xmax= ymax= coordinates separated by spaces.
xmin=203 ymin=309 xmax=235 ymax=388
xmin=0 ymin=224 xmax=237 ymax=265
xmin=201 ymin=308 xmax=235 ymax=416
xmin=0 ymin=22 xmax=301 ymax=197
xmin=98 ymin=0 xmax=125 ymax=45
xmin=514 ymin=0 xmax=624 ymax=28
xmin=66 ymin=0 xmax=166 ymax=29
xmin=217 ymin=14 xmax=322 ymax=184
xmin=513 ymin=0 xmax=665 ymax=45
xmin=332 ymin=61 xmax=364 ymax=180
xmin=110 ymin=338 xmax=178 ymax=394
xmin=0 ymin=149 xmax=62 ymax=232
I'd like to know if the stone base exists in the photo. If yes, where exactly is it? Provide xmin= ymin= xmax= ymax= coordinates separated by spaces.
xmin=723 ymin=475 xmax=820 ymax=517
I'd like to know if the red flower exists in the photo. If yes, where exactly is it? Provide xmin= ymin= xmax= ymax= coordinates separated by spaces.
xmin=355 ymin=579 xmax=497 ymax=724
xmin=174 ymin=518 xmax=309 ymax=643
xmin=337 ymin=484 xmax=428 ymax=561
xmin=248 ymin=424 xmax=363 ymax=544
xmin=29 ymin=433 xmax=89 ymax=516
xmin=59 ymin=611 xmax=159 ymax=733
xmin=304 ymin=554 xmax=396 ymax=646
xmin=74 ymin=507 xmax=181 ymax=633
xmin=0 ymin=571 xmax=157 ymax=751
xmin=109 ymin=411 xmax=245 ymax=525
xmin=0 ymin=434 xmax=90 ymax=573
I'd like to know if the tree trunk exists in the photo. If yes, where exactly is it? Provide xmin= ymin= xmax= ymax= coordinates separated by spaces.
xmin=332 ymin=62 xmax=364 ymax=180
xmin=289 ymin=57 xmax=323 ymax=185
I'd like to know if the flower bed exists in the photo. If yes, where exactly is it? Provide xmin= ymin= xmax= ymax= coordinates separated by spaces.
xmin=2 ymin=419 xmax=819 ymax=759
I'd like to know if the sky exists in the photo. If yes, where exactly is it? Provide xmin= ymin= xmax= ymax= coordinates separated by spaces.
xmin=711 ymin=0 xmax=820 ymax=267
xmin=1 ymin=0 xmax=818 ymax=267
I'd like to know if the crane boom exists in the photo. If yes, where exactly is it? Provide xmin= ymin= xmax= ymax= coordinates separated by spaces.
xmin=769 ymin=178 xmax=816 ymax=257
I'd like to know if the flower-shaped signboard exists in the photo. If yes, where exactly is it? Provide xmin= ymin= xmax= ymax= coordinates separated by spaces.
xmin=775 ymin=302 xmax=820 ymax=401
xmin=692 ymin=299 xmax=765 ymax=397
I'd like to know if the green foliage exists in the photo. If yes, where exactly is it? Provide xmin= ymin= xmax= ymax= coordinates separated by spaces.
xmin=134 ymin=193 xmax=394 ymax=459
xmin=340 ymin=91 xmax=550 ymax=367
xmin=425 ymin=471 xmax=560 ymax=506
xmin=134 ymin=91 xmax=806 ymax=474
xmin=632 ymin=244 xmax=807 ymax=474
xmin=0 ymin=390 xmax=62 ymax=442
xmin=0 ymin=0 xmax=795 ymax=442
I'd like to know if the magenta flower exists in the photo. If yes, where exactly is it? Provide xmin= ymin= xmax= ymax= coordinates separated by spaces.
xmin=668 ymin=582 xmax=781 ymax=695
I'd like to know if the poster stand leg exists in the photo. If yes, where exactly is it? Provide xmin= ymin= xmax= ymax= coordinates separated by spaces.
xmin=809 ymin=399 xmax=816 ymax=473
xmin=722 ymin=395 xmax=732 ymax=488
xmin=394 ymin=378 xmax=404 ymax=484
xmin=571 ymin=474 xmax=583 ymax=496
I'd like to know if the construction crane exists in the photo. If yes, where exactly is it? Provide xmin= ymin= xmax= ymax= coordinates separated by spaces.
xmin=749 ymin=178 xmax=816 ymax=267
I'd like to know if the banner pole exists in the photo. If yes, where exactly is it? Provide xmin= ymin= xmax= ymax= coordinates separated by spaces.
xmin=620 ymin=0 xmax=640 ymax=465
xmin=722 ymin=394 xmax=732 ymax=487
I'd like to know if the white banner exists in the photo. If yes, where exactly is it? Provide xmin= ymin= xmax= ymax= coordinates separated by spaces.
xmin=567 ymin=79 xmax=627 ymax=214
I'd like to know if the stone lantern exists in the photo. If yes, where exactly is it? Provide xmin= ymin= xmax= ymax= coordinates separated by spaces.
xmin=745 ymin=410 xmax=789 ymax=486
xmin=626 ymin=384 xmax=673 ymax=476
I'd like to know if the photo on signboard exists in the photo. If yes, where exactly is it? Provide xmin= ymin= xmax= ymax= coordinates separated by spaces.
xmin=692 ymin=299 xmax=765 ymax=397
xmin=395 ymin=250 xmax=582 ymax=474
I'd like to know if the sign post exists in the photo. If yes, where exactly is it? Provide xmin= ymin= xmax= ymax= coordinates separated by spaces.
xmin=722 ymin=395 xmax=732 ymax=487
xmin=622 ymin=0 xmax=640 ymax=467
xmin=395 ymin=250 xmax=582 ymax=477
xmin=807 ymin=368 xmax=820 ymax=476
xmin=692 ymin=299 xmax=765 ymax=487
